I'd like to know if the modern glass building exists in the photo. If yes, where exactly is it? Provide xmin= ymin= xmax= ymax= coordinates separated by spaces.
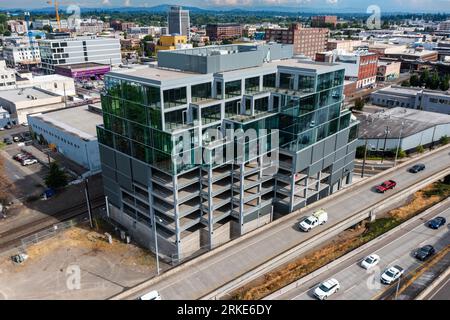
xmin=97 ymin=44 xmax=359 ymax=262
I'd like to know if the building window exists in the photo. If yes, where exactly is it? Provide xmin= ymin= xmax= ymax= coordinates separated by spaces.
xmin=225 ymin=99 xmax=240 ymax=118
xmin=201 ymin=104 xmax=221 ymax=125
xmin=245 ymin=77 xmax=260 ymax=94
xmin=163 ymin=87 xmax=187 ymax=108
xmin=263 ymin=73 xmax=276 ymax=90
xmin=191 ymin=82 xmax=212 ymax=102
xmin=279 ymin=73 xmax=295 ymax=90
xmin=225 ymin=80 xmax=242 ymax=99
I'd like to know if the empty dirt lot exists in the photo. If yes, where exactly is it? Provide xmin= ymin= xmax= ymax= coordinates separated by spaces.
xmin=0 ymin=222 xmax=166 ymax=300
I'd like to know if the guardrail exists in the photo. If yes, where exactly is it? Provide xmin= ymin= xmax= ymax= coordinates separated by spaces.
xmin=111 ymin=144 xmax=450 ymax=300
xmin=263 ymin=197 xmax=450 ymax=300
xmin=200 ymin=167 xmax=450 ymax=299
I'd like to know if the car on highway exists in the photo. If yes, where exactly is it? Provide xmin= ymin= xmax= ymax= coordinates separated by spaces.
xmin=298 ymin=209 xmax=328 ymax=232
xmin=428 ymin=217 xmax=446 ymax=229
xmin=415 ymin=245 xmax=435 ymax=261
xmin=409 ymin=164 xmax=425 ymax=173
xmin=314 ymin=278 xmax=340 ymax=300
xmin=139 ymin=290 xmax=161 ymax=300
xmin=21 ymin=158 xmax=38 ymax=166
xmin=375 ymin=180 xmax=397 ymax=193
xmin=381 ymin=265 xmax=404 ymax=284
xmin=361 ymin=254 xmax=380 ymax=269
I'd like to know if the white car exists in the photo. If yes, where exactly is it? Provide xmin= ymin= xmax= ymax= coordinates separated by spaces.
xmin=298 ymin=209 xmax=328 ymax=232
xmin=139 ymin=290 xmax=161 ymax=300
xmin=22 ymin=158 xmax=38 ymax=166
xmin=314 ymin=278 xmax=340 ymax=300
xmin=381 ymin=265 xmax=404 ymax=284
xmin=361 ymin=254 xmax=380 ymax=269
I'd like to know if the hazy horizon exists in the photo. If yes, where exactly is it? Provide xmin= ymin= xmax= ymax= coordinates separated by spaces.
xmin=2 ymin=0 xmax=450 ymax=13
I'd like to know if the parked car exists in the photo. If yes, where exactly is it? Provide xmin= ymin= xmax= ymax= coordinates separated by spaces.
xmin=22 ymin=158 xmax=38 ymax=166
xmin=361 ymin=254 xmax=380 ymax=269
xmin=428 ymin=217 xmax=446 ymax=229
xmin=415 ymin=245 xmax=435 ymax=261
xmin=41 ymin=188 xmax=56 ymax=200
xmin=12 ymin=136 xmax=20 ymax=142
xmin=298 ymin=209 xmax=328 ymax=232
xmin=375 ymin=180 xmax=397 ymax=193
xmin=314 ymin=278 xmax=340 ymax=300
xmin=15 ymin=153 xmax=31 ymax=161
xmin=409 ymin=164 xmax=425 ymax=173
xmin=3 ymin=137 xmax=12 ymax=145
xmin=4 ymin=124 xmax=12 ymax=129
xmin=139 ymin=290 xmax=161 ymax=300
xmin=381 ymin=265 xmax=404 ymax=284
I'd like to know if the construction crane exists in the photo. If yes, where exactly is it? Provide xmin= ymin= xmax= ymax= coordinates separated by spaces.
xmin=46 ymin=0 xmax=61 ymax=31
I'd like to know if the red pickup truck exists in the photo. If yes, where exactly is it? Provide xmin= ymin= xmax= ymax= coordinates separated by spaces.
xmin=375 ymin=180 xmax=397 ymax=193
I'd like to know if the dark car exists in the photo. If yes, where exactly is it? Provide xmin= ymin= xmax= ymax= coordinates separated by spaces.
xmin=415 ymin=245 xmax=435 ymax=261
xmin=3 ymin=137 xmax=12 ymax=145
xmin=409 ymin=164 xmax=425 ymax=173
xmin=428 ymin=217 xmax=446 ymax=229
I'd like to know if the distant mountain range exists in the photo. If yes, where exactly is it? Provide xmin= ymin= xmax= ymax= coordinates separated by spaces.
xmin=2 ymin=3 xmax=444 ymax=15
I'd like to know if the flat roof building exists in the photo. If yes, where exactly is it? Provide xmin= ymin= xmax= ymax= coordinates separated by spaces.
xmin=28 ymin=104 xmax=103 ymax=176
xmin=371 ymin=85 xmax=450 ymax=114
xmin=356 ymin=107 xmax=450 ymax=152
xmin=54 ymin=62 xmax=111 ymax=80
xmin=0 ymin=87 xmax=65 ymax=124
xmin=97 ymin=43 xmax=358 ymax=262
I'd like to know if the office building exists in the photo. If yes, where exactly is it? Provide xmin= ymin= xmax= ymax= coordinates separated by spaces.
xmin=0 ymin=60 xmax=16 ymax=90
xmin=311 ymin=16 xmax=338 ymax=27
xmin=168 ymin=6 xmax=190 ymax=39
xmin=371 ymin=86 xmax=450 ymax=114
xmin=265 ymin=23 xmax=329 ymax=58
xmin=55 ymin=62 xmax=111 ymax=81
xmin=316 ymin=50 xmax=378 ymax=89
xmin=155 ymin=35 xmax=193 ymax=53
xmin=96 ymin=43 xmax=358 ymax=261
xmin=206 ymin=24 xmax=242 ymax=42
xmin=327 ymin=39 xmax=362 ymax=52
xmin=376 ymin=61 xmax=401 ymax=82
xmin=2 ymin=44 xmax=41 ymax=67
xmin=38 ymin=36 xmax=121 ymax=74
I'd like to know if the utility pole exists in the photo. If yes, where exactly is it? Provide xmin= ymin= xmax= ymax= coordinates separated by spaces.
xmin=84 ymin=178 xmax=93 ymax=228
xmin=381 ymin=126 xmax=390 ymax=164
xmin=395 ymin=277 xmax=401 ymax=300
xmin=394 ymin=121 xmax=404 ymax=167
xmin=153 ymin=220 xmax=160 ymax=275
xmin=361 ymin=138 xmax=368 ymax=178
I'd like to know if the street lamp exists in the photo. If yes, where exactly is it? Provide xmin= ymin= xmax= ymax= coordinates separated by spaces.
xmin=381 ymin=126 xmax=391 ymax=164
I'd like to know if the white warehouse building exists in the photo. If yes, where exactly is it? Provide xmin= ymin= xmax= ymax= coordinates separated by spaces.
xmin=356 ymin=107 xmax=450 ymax=152
xmin=27 ymin=104 xmax=103 ymax=176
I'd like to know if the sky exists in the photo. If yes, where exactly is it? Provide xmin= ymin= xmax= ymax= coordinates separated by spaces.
xmin=2 ymin=0 xmax=450 ymax=12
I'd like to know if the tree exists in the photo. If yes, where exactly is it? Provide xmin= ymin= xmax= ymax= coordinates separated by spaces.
xmin=409 ymin=75 xmax=420 ymax=87
xmin=142 ymin=35 xmax=153 ymax=42
xmin=420 ymin=69 xmax=430 ymax=87
xmin=42 ymin=25 xmax=52 ymax=33
xmin=3 ymin=30 xmax=11 ymax=36
xmin=45 ymin=162 xmax=68 ymax=189
xmin=440 ymin=75 xmax=450 ymax=91
xmin=353 ymin=98 xmax=365 ymax=111
xmin=416 ymin=145 xmax=424 ymax=154
xmin=401 ymin=80 xmax=410 ymax=87
xmin=440 ymin=135 xmax=449 ymax=145
xmin=429 ymin=72 xmax=440 ymax=90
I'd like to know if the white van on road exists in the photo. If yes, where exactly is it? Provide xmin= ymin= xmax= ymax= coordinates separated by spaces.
xmin=139 ymin=290 xmax=162 ymax=300
xmin=298 ymin=209 xmax=328 ymax=232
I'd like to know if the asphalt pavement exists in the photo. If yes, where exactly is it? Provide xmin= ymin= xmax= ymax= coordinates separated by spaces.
xmin=273 ymin=206 xmax=450 ymax=300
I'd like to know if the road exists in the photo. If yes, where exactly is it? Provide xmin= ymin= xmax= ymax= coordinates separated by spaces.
xmin=113 ymin=145 xmax=450 ymax=300
xmin=272 ymin=205 xmax=450 ymax=300
xmin=428 ymin=273 xmax=450 ymax=300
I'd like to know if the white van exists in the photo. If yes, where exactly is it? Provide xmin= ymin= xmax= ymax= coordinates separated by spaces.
xmin=298 ymin=209 xmax=328 ymax=232
xmin=139 ymin=290 xmax=162 ymax=300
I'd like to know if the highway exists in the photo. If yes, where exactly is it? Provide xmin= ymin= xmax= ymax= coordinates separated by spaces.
xmin=270 ymin=204 xmax=450 ymax=300
xmin=428 ymin=273 xmax=450 ymax=300
xmin=112 ymin=145 xmax=450 ymax=300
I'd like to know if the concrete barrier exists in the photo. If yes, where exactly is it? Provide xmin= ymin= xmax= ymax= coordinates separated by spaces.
xmin=112 ymin=144 xmax=450 ymax=300
xmin=264 ymin=198 xmax=450 ymax=300
xmin=201 ymin=168 xmax=450 ymax=300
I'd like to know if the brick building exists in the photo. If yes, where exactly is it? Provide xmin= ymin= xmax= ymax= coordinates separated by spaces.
xmin=311 ymin=16 xmax=338 ymax=27
xmin=206 ymin=24 xmax=242 ymax=42
xmin=265 ymin=23 xmax=329 ymax=58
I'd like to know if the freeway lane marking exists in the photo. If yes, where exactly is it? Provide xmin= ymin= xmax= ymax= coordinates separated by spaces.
xmin=427 ymin=274 xmax=450 ymax=300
